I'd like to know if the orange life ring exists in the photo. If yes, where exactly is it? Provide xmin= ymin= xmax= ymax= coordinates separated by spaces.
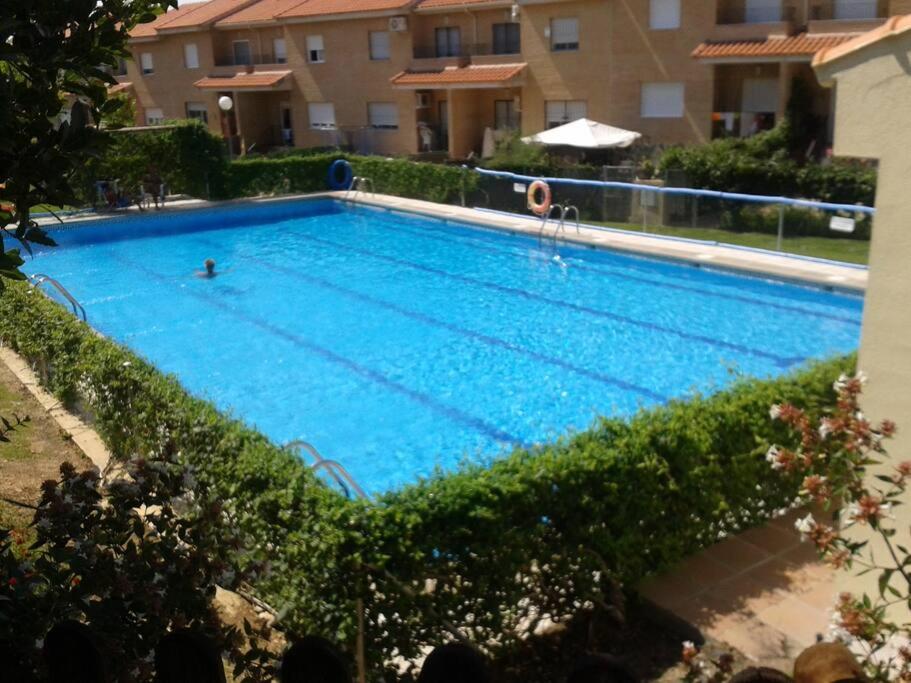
xmin=527 ymin=180 xmax=552 ymax=217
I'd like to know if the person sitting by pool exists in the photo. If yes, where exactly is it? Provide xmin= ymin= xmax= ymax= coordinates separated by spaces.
xmin=196 ymin=259 xmax=218 ymax=279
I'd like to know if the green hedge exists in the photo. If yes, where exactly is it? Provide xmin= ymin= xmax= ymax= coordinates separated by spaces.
xmin=218 ymin=153 xmax=477 ymax=204
xmin=720 ymin=205 xmax=873 ymax=240
xmin=0 ymin=281 xmax=853 ymax=675
xmin=658 ymin=125 xmax=876 ymax=206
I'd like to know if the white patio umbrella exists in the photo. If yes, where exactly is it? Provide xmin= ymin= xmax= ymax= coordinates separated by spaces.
xmin=522 ymin=118 xmax=641 ymax=149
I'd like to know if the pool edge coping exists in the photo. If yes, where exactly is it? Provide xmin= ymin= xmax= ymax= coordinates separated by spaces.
xmin=36 ymin=191 xmax=868 ymax=294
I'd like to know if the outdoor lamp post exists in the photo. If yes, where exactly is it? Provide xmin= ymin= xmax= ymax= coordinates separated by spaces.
xmin=218 ymin=95 xmax=234 ymax=159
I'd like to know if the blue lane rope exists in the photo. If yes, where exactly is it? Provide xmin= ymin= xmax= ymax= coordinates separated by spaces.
xmin=471 ymin=167 xmax=876 ymax=215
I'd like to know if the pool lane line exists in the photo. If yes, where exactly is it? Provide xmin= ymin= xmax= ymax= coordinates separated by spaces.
xmin=266 ymin=230 xmax=807 ymax=369
xmin=109 ymin=253 xmax=524 ymax=447
xmin=343 ymin=207 xmax=862 ymax=327
xmin=192 ymin=237 xmax=668 ymax=404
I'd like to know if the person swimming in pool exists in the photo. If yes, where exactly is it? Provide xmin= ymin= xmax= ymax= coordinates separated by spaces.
xmin=195 ymin=258 xmax=218 ymax=279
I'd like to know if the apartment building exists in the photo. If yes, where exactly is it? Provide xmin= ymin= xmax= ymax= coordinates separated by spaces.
xmin=118 ymin=0 xmax=911 ymax=158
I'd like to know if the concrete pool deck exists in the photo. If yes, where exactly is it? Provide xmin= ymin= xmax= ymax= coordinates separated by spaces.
xmin=36 ymin=192 xmax=867 ymax=293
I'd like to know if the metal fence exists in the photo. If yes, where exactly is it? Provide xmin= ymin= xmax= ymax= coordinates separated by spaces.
xmin=465 ymin=167 xmax=875 ymax=266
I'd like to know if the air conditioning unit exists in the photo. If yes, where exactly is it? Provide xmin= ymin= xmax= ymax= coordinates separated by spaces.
xmin=389 ymin=16 xmax=408 ymax=32
xmin=416 ymin=92 xmax=430 ymax=109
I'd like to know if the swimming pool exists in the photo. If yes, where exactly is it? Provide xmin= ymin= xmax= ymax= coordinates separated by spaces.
xmin=28 ymin=198 xmax=863 ymax=493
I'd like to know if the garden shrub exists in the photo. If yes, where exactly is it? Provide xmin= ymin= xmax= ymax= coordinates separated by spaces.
xmin=0 ymin=281 xmax=854 ymax=676
xmin=218 ymin=153 xmax=477 ymax=204
xmin=719 ymin=205 xmax=872 ymax=240
xmin=658 ymin=124 xmax=876 ymax=206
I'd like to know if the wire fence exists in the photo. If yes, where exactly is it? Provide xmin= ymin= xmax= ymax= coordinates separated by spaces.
xmin=464 ymin=167 xmax=875 ymax=266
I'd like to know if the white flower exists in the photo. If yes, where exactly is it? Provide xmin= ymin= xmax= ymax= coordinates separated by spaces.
xmin=766 ymin=446 xmax=783 ymax=470
xmin=769 ymin=404 xmax=783 ymax=420
xmin=794 ymin=513 xmax=816 ymax=539
xmin=819 ymin=419 xmax=833 ymax=439
xmin=122 ymin=361 xmax=131 ymax=367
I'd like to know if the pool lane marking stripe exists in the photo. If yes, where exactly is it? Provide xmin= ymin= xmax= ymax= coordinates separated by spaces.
xmin=274 ymin=231 xmax=806 ymax=368
xmin=192 ymin=238 xmax=668 ymax=403
xmin=346 ymin=209 xmax=862 ymax=327
xmin=110 ymin=254 xmax=523 ymax=446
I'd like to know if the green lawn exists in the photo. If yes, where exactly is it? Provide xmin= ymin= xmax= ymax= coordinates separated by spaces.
xmin=592 ymin=221 xmax=870 ymax=265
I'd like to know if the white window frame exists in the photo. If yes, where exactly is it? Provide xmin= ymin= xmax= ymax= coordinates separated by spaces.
xmin=306 ymin=35 xmax=325 ymax=64
xmin=145 ymin=107 xmax=165 ymax=125
xmin=545 ymin=100 xmax=586 ymax=128
xmin=640 ymin=82 xmax=685 ymax=119
xmin=649 ymin=0 xmax=681 ymax=30
xmin=186 ymin=102 xmax=208 ymax=124
xmin=273 ymin=38 xmax=287 ymax=64
xmin=140 ymin=52 xmax=154 ymax=75
xmin=308 ymin=102 xmax=336 ymax=130
xmin=368 ymin=102 xmax=398 ymax=130
xmin=550 ymin=18 xmax=579 ymax=52
xmin=369 ymin=31 xmax=391 ymax=60
xmin=184 ymin=43 xmax=199 ymax=69
xmin=232 ymin=40 xmax=252 ymax=66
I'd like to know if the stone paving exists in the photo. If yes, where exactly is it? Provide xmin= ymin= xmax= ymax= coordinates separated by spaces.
xmin=639 ymin=508 xmax=836 ymax=670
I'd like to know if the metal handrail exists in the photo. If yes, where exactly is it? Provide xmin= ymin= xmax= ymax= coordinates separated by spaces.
xmin=539 ymin=203 xmax=563 ymax=239
xmin=29 ymin=274 xmax=87 ymax=321
xmin=285 ymin=440 xmax=367 ymax=500
xmin=312 ymin=460 xmax=368 ymax=500
xmin=560 ymin=205 xmax=581 ymax=233
xmin=346 ymin=176 xmax=375 ymax=201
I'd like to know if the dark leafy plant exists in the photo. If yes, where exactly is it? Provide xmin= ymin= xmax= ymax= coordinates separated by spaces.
xmin=0 ymin=457 xmax=277 ymax=681
xmin=0 ymin=0 xmax=176 ymax=289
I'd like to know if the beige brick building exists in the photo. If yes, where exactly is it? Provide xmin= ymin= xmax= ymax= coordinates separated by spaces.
xmin=117 ymin=0 xmax=911 ymax=158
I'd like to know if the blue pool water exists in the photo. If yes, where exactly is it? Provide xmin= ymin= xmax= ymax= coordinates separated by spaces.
xmin=28 ymin=199 xmax=863 ymax=493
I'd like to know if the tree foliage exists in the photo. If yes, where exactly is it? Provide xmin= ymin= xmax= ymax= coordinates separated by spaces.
xmin=0 ymin=0 xmax=176 ymax=289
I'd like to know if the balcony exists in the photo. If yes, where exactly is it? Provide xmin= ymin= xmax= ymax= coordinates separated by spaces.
xmin=716 ymin=0 xmax=799 ymax=25
xmin=412 ymin=43 xmax=492 ymax=60
xmin=809 ymin=0 xmax=888 ymax=20
xmin=213 ymin=54 xmax=288 ymax=68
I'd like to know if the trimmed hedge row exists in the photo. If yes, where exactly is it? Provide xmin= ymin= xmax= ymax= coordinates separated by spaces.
xmin=218 ymin=153 xmax=477 ymax=205
xmin=0 ymin=281 xmax=853 ymax=675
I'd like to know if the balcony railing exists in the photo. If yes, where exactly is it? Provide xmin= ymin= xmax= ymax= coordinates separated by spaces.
xmin=808 ymin=0 xmax=888 ymax=20
xmin=213 ymin=54 xmax=288 ymax=67
xmin=716 ymin=1 xmax=798 ymax=24
xmin=412 ymin=43 xmax=495 ymax=59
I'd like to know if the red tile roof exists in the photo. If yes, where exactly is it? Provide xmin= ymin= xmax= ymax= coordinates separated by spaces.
xmin=692 ymin=32 xmax=859 ymax=60
xmin=194 ymin=70 xmax=293 ymax=89
xmin=276 ymin=0 xmax=414 ymax=19
xmin=157 ymin=0 xmax=262 ymax=29
xmin=130 ymin=3 xmax=209 ymax=37
xmin=391 ymin=63 xmax=526 ymax=87
xmin=416 ymin=0 xmax=508 ymax=10
xmin=814 ymin=14 xmax=911 ymax=68
xmin=215 ymin=0 xmax=304 ymax=24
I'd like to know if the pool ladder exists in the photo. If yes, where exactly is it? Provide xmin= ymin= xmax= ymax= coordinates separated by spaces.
xmin=345 ymin=176 xmax=375 ymax=201
xmin=539 ymin=204 xmax=581 ymax=243
xmin=285 ymin=440 xmax=367 ymax=500
xmin=29 ymin=273 xmax=87 ymax=322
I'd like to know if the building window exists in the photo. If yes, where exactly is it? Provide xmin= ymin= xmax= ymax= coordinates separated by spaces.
xmin=186 ymin=102 xmax=208 ymax=124
xmin=744 ymin=0 xmax=782 ymax=23
xmin=273 ymin=38 xmax=287 ymax=64
xmin=492 ymin=23 xmax=520 ymax=54
xmin=140 ymin=52 xmax=154 ymax=75
xmin=368 ymin=102 xmax=398 ymax=129
xmin=834 ymin=0 xmax=877 ymax=19
xmin=550 ymin=18 xmax=579 ymax=52
xmin=306 ymin=35 xmax=325 ymax=63
xmin=495 ymin=100 xmax=520 ymax=130
xmin=184 ymin=43 xmax=199 ymax=69
xmin=116 ymin=57 xmax=128 ymax=76
xmin=369 ymin=31 xmax=391 ymax=60
xmin=435 ymin=27 xmax=461 ymax=57
xmin=649 ymin=0 xmax=681 ymax=29
xmin=233 ymin=40 xmax=252 ymax=66
xmin=145 ymin=107 xmax=164 ymax=125
xmin=545 ymin=100 xmax=586 ymax=128
xmin=308 ymin=102 xmax=335 ymax=129
xmin=641 ymin=82 xmax=685 ymax=118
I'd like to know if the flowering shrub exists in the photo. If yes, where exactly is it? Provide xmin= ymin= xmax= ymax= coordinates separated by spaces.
xmin=767 ymin=373 xmax=909 ymax=680
xmin=0 ymin=457 xmax=277 ymax=681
